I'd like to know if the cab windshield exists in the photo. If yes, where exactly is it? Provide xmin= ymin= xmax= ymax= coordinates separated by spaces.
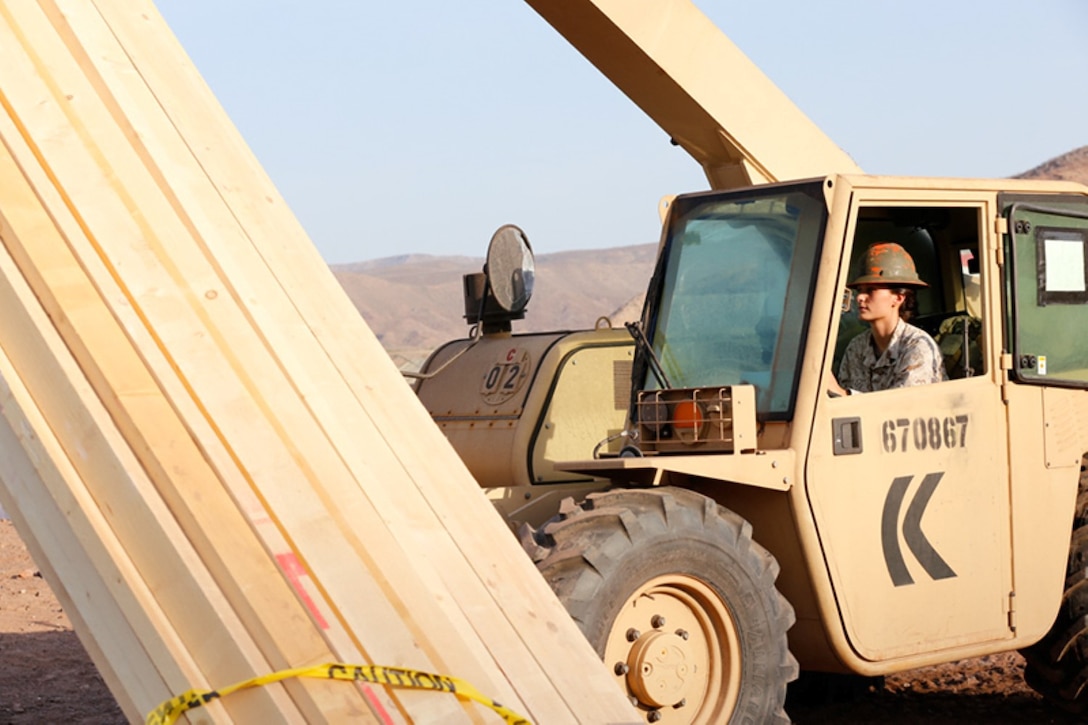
xmin=641 ymin=183 xmax=827 ymax=419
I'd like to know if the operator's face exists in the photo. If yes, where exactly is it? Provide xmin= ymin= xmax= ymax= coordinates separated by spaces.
xmin=854 ymin=285 xmax=903 ymax=323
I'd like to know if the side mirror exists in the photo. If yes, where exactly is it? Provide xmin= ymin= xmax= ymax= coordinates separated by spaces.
xmin=462 ymin=225 xmax=536 ymax=333
xmin=486 ymin=224 xmax=535 ymax=313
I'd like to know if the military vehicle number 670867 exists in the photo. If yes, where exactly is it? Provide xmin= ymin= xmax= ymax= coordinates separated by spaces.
xmin=881 ymin=415 xmax=969 ymax=454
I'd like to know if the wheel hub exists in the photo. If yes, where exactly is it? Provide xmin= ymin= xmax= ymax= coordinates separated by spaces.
xmin=604 ymin=575 xmax=740 ymax=723
xmin=626 ymin=630 xmax=697 ymax=707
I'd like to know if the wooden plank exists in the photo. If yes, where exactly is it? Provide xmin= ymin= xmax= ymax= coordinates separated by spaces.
xmin=0 ymin=0 xmax=639 ymax=721
xmin=0 ymin=2 xmax=517 ymax=718
xmin=0 ymin=376 xmax=177 ymax=720
xmin=0 ymin=12 xmax=374 ymax=720
xmin=6 ymin=5 xmax=509 ymax=720
xmin=85 ymin=1 xmax=635 ymax=720
xmin=78 ymin=4 xmax=611 ymax=719
xmin=55 ymin=0 xmax=548 ymax=696
xmin=0 ymin=141 xmax=344 ymax=722
xmin=0 ymin=258 xmax=201 ymax=717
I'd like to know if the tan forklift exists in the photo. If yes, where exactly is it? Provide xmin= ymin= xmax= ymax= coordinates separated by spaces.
xmin=416 ymin=176 xmax=1088 ymax=723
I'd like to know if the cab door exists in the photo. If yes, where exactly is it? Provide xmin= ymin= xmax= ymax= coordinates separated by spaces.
xmin=999 ymin=195 xmax=1088 ymax=640
xmin=805 ymin=193 xmax=1013 ymax=661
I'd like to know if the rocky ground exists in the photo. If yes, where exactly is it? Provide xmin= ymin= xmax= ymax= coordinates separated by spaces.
xmin=0 ymin=520 xmax=122 ymax=724
xmin=0 ymin=518 xmax=1080 ymax=724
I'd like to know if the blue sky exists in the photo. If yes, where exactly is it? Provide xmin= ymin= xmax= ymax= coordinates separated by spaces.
xmin=155 ymin=1 xmax=1088 ymax=264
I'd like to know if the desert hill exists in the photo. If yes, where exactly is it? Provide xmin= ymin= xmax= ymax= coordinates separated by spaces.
xmin=333 ymin=243 xmax=657 ymax=369
xmin=1016 ymin=145 xmax=1088 ymax=182
xmin=334 ymin=146 xmax=1088 ymax=369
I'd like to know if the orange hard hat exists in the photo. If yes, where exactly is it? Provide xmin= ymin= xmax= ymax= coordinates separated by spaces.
xmin=847 ymin=242 xmax=927 ymax=289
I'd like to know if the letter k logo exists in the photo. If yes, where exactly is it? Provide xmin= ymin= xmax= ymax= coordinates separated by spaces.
xmin=881 ymin=473 xmax=957 ymax=587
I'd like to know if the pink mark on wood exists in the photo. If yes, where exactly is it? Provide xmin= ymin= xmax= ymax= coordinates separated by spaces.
xmin=275 ymin=552 xmax=329 ymax=630
xmin=362 ymin=685 xmax=396 ymax=724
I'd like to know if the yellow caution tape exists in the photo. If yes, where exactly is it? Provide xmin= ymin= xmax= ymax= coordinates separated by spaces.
xmin=146 ymin=663 xmax=532 ymax=725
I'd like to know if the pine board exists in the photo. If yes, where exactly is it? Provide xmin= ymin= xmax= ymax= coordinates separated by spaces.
xmin=0 ymin=1 xmax=636 ymax=722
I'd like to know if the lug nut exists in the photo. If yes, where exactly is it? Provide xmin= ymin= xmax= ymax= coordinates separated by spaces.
xmin=674 ymin=698 xmax=687 ymax=709
xmin=675 ymin=628 xmax=689 ymax=640
xmin=629 ymin=696 xmax=640 ymax=707
xmin=614 ymin=662 xmax=629 ymax=676
xmin=647 ymin=710 xmax=662 ymax=723
xmin=626 ymin=628 xmax=641 ymax=642
xmin=651 ymin=614 xmax=666 ymax=629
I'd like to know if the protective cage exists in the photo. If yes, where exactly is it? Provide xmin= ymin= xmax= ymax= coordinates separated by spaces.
xmin=636 ymin=385 xmax=757 ymax=454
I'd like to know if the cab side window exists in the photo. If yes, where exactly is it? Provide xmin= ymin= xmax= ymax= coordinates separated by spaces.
xmin=1005 ymin=199 xmax=1088 ymax=386
xmin=836 ymin=206 xmax=986 ymax=381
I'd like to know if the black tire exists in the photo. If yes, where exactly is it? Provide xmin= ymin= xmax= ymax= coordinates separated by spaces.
xmin=1021 ymin=459 xmax=1088 ymax=714
xmin=522 ymin=487 xmax=797 ymax=724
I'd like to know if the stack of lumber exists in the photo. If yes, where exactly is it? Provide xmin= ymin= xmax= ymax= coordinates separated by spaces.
xmin=0 ymin=1 xmax=634 ymax=722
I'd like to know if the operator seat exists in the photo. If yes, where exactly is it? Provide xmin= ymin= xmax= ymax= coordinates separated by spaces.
xmin=934 ymin=255 xmax=983 ymax=379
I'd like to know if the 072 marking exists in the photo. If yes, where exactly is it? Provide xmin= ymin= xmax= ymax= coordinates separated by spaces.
xmin=483 ymin=362 xmax=521 ymax=392
xmin=480 ymin=347 xmax=531 ymax=405
xmin=881 ymin=415 xmax=968 ymax=454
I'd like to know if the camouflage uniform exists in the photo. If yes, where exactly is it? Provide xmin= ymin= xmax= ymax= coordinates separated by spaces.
xmin=838 ymin=319 xmax=946 ymax=393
